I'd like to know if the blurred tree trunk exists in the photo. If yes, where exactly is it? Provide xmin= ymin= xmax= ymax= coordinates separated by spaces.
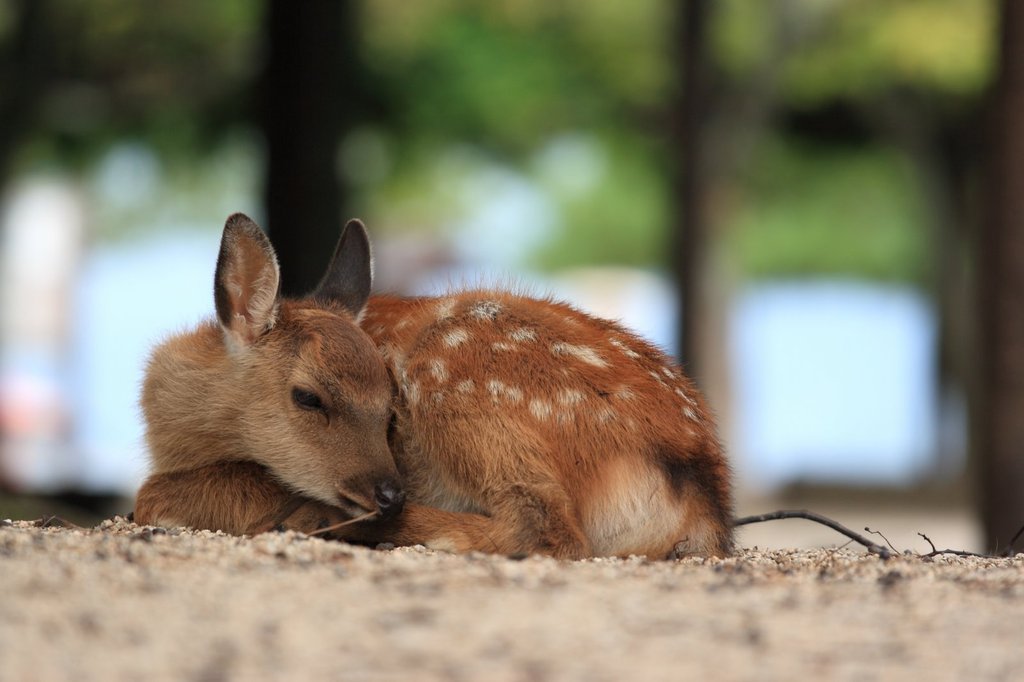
xmin=261 ymin=0 xmax=359 ymax=296
xmin=672 ymin=0 xmax=711 ymax=378
xmin=0 ymin=0 xmax=52 ymax=189
xmin=976 ymin=0 xmax=1024 ymax=553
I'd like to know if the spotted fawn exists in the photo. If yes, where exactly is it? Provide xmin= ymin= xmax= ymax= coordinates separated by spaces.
xmin=134 ymin=214 xmax=733 ymax=558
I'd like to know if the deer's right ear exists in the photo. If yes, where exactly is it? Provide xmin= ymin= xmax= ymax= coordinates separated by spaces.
xmin=313 ymin=218 xmax=373 ymax=320
xmin=214 ymin=213 xmax=281 ymax=350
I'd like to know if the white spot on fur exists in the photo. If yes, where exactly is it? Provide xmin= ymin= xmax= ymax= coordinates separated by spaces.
xmin=596 ymin=406 xmax=617 ymax=423
xmin=436 ymin=298 xmax=456 ymax=319
xmin=491 ymin=341 xmax=515 ymax=352
xmin=443 ymin=328 xmax=469 ymax=348
xmin=487 ymin=380 xmax=523 ymax=403
xmin=468 ymin=300 xmax=502 ymax=320
xmin=551 ymin=342 xmax=608 ymax=368
xmin=394 ymin=318 xmax=411 ymax=331
xmin=648 ymin=370 xmax=668 ymax=387
xmin=456 ymin=379 xmax=475 ymax=394
xmin=683 ymin=406 xmax=699 ymax=421
xmin=429 ymin=359 xmax=448 ymax=383
xmin=509 ymin=327 xmax=537 ymax=343
xmin=559 ymin=388 xmax=585 ymax=406
xmin=529 ymin=399 xmax=552 ymax=420
xmin=609 ymin=338 xmax=641 ymax=359
xmin=675 ymin=387 xmax=697 ymax=406
xmin=406 ymin=382 xmax=421 ymax=406
xmin=661 ymin=367 xmax=675 ymax=379
xmin=615 ymin=387 xmax=636 ymax=401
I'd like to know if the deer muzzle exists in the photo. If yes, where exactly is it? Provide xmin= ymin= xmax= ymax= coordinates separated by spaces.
xmin=373 ymin=480 xmax=406 ymax=520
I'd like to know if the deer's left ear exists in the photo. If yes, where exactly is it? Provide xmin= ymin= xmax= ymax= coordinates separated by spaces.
xmin=312 ymin=218 xmax=373 ymax=319
xmin=214 ymin=213 xmax=281 ymax=350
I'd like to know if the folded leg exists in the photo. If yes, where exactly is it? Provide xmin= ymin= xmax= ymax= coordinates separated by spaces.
xmin=133 ymin=461 xmax=348 ymax=535
xmin=341 ymin=481 xmax=592 ymax=559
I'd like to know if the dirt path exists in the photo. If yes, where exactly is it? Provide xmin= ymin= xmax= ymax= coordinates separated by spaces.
xmin=2 ymin=518 xmax=1022 ymax=682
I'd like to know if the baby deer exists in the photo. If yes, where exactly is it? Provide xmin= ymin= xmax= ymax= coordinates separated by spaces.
xmin=134 ymin=214 xmax=733 ymax=558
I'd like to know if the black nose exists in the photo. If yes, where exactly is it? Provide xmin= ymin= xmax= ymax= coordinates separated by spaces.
xmin=373 ymin=481 xmax=406 ymax=519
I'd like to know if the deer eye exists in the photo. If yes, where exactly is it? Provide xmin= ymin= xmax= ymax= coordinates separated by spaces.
xmin=386 ymin=409 xmax=398 ymax=444
xmin=292 ymin=388 xmax=326 ymax=413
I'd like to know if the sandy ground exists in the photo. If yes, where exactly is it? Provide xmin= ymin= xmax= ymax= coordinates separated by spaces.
xmin=2 ymin=517 xmax=1022 ymax=682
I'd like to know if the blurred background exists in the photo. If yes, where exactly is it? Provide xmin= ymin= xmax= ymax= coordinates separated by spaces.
xmin=1 ymin=0 xmax=1021 ymax=553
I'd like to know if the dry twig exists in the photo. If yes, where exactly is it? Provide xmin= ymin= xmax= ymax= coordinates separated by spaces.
xmin=865 ymin=527 xmax=899 ymax=554
xmin=308 ymin=510 xmax=380 ymax=537
xmin=35 ymin=516 xmax=83 ymax=530
xmin=733 ymin=509 xmax=893 ymax=559
xmin=733 ymin=508 xmax=1012 ymax=560
xmin=1006 ymin=522 xmax=1024 ymax=556
xmin=916 ymin=532 xmax=989 ymax=559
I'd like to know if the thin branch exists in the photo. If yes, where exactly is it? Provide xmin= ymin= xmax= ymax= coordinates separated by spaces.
xmin=308 ymin=510 xmax=379 ymax=537
xmin=917 ymin=532 xmax=990 ymax=559
xmin=35 ymin=515 xmax=83 ymax=530
xmin=733 ymin=509 xmax=893 ymax=559
xmin=865 ymin=526 xmax=900 ymax=554
xmin=1007 ymin=522 xmax=1024 ymax=555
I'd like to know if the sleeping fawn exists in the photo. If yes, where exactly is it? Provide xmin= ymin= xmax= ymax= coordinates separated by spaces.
xmin=134 ymin=213 xmax=733 ymax=558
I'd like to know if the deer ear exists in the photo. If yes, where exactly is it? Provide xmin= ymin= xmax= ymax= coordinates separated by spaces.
xmin=214 ymin=213 xmax=281 ymax=350
xmin=313 ymin=218 xmax=373 ymax=319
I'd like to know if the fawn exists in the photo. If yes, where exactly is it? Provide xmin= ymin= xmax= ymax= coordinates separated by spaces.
xmin=134 ymin=213 xmax=733 ymax=558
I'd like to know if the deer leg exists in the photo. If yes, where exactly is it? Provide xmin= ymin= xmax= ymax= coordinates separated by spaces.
xmin=135 ymin=462 xmax=591 ymax=557
xmin=340 ymin=482 xmax=592 ymax=559
xmin=133 ymin=461 xmax=348 ymax=536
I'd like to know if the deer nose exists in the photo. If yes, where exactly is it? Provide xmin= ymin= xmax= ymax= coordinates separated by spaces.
xmin=373 ymin=481 xmax=405 ymax=519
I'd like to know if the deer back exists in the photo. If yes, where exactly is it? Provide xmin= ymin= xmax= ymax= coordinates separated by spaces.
xmin=359 ymin=291 xmax=733 ymax=556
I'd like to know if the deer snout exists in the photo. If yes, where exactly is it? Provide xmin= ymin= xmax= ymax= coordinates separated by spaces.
xmin=373 ymin=480 xmax=405 ymax=520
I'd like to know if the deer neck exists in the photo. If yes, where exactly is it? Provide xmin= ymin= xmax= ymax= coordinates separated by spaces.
xmin=142 ymin=321 xmax=251 ymax=473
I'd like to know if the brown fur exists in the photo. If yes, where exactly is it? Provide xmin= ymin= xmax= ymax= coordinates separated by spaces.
xmin=134 ymin=215 xmax=734 ymax=559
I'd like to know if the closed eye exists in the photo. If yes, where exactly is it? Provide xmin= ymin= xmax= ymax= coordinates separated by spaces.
xmin=292 ymin=387 xmax=326 ymax=413
xmin=386 ymin=409 xmax=397 ymax=445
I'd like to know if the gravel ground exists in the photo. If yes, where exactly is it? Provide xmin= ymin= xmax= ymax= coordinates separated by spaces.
xmin=2 ymin=517 xmax=1022 ymax=682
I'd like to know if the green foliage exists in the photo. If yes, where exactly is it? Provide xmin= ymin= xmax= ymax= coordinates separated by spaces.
xmin=531 ymin=133 xmax=668 ymax=270
xmin=3 ymin=0 xmax=259 ymax=172
xmin=361 ymin=0 xmax=670 ymax=154
xmin=353 ymin=136 xmax=489 ymax=234
xmin=728 ymin=136 xmax=928 ymax=283
xmin=86 ymin=133 xmax=262 ymax=241
xmin=359 ymin=0 xmax=994 ymax=281
xmin=1 ymin=0 xmax=1000 ymax=284
xmin=346 ymin=130 xmax=667 ymax=270
xmin=712 ymin=0 xmax=777 ymax=79
xmin=713 ymin=0 xmax=995 ymax=102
